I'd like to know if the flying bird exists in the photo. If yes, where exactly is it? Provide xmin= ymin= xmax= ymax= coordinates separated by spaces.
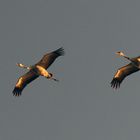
xmin=13 ymin=47 xmax=64 ymax=96
xmin=111 ymin=51 xmax=140 ymax=89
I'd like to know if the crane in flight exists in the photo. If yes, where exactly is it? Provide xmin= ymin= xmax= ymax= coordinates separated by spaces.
xmin=111 ymin=51 xmax=140 ymax=89
xmin=13 ymin=47 xmax=64 ymax=96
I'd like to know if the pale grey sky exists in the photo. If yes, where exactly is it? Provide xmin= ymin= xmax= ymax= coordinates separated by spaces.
xmin=1 ymin=0 xmax=140 ymax=140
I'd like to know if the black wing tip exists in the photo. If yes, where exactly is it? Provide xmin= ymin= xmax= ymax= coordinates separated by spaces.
xmin=54 ymin=47 xmax=65 ymax=56
xmin=110 ymin=78 xmax=121 ymax=89
xmin=12 ymin=87 xmax=22 ymax=97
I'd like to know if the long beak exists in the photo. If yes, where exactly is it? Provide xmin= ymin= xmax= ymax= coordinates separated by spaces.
xmin=16 ymin=63 xmax=21 ymax=67
xmin=115 ymin=52 xmax=125 ymax=57
xmin=115 ymin=52 xmax=120 ymax=55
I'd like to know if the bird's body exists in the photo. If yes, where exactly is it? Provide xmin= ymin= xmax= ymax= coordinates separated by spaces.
xmin=35 ymin=65 xmax=51 ymax=77
xmin=111 ymin=52 xmax=140 ymax=89
xmin=13 ymin=47 xmax=64 ymax=96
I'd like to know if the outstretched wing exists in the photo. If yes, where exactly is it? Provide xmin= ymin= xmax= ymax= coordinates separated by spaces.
xmin=13 ymin=71 xmax=39 ymax=96
xmin=36 ymin=47 xmax=64 ymax=69
xmin=111 ymin=63 xmax=139 ymax=89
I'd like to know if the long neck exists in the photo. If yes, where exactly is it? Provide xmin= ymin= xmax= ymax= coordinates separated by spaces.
xmin=122 ymin=56 xmax=139 ymax=68
xmin=117 ymin=53 xmax=139 ymax=68
xmin=17 ymin=63 xmax=31 ymax=70
xmin=122 ymin=55 xmax=131 ymax=61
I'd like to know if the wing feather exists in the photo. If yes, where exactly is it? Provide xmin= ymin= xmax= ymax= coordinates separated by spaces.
xmin=36 ymin=47 xmax=64 ymax=69
xmin=111 ymin=63 xmax=139 ymax=89
xmin=13 ymin=71 xmax=39 ymax=96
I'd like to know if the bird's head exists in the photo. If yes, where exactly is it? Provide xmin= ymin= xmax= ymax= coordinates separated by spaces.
xmin=16 ymin=63 xmax=30 ymax=70
xmin=16 ymin=63 xmax=24 ymax=67
xmin=116 ymin=51 xmax=125 ymax=57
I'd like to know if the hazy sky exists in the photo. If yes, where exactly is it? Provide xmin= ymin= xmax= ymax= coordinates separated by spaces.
xmin=1 ymin=0 xmax=140 ymax=139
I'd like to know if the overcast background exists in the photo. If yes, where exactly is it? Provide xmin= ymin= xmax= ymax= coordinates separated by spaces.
xmin=0 ymin=0 xmax=140 ymax=140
